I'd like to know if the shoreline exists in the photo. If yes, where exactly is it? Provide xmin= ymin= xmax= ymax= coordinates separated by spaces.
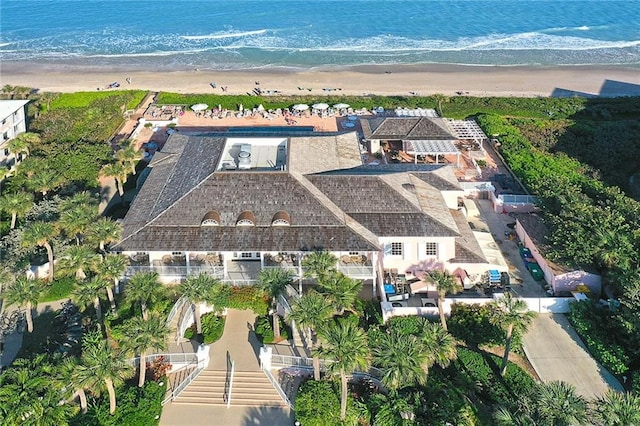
xmin=3 ymin=61 xmax=640 ymax=98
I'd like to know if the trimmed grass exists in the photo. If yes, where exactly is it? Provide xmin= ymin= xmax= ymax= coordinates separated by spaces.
xmin=41 ymin=277 xmax=75 ymax=302
xmin=50 ymin=90 xmax=147 ymax=110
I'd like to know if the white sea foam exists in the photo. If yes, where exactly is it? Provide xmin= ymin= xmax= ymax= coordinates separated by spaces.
xmin=180 ymin=30 xmax=268 ymax=41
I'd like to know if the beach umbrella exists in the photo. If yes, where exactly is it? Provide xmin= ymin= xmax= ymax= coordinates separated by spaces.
xmin=239 ymin=103 xmax=244 ymax=112
xmin=312 ymin=103 xmax=329 ymax=110
xmin=333 ymin=103 xmax=350 ymax=109
xmin=257 ymin=104 xmax=265 ymax=112
xmin=293 ymin=104 xmax=309 ymax=111
xmin=191 ymin=103 xmax=208 ymax=111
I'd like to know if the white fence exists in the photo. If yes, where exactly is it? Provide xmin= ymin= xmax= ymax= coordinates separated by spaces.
xmin=381 ymin=296 xmax=575 ymax=322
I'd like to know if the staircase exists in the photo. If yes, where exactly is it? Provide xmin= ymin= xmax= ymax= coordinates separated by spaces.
xmin=172 ymin=370 xmax=287 ymax=407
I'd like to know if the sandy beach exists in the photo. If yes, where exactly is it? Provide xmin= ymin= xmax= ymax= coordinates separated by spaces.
xmin=3 ymin=62 xmax=640 ymax=98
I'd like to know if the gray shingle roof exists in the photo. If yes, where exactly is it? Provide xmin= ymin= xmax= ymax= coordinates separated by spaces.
xmin=449 ymin=210 xmax=489 ymax=264
xmin=361 ymin=117 xmax=456 ymax=140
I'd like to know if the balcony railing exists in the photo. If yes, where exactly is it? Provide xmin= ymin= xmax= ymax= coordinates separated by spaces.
xmin=125 ymin=265 xmax=224 ymax=278
xmin=338 ymin=264 xmax=375 ymax=277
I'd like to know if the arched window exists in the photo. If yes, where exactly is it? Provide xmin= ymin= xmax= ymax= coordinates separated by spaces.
xmin=201 ymin=210 xmax=221 ymax=226
xmin=271 ymin=210 xmax=291 ymax=226
xmin=236 ymin=210 xmax=256 ymax=226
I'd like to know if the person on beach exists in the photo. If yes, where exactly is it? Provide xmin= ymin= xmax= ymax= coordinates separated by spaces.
xmin=126 ymin=77 xmax=131 ymax=84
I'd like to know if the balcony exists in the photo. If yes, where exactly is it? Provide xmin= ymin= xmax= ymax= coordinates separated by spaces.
xmin=263 ymin=253 xmax=300 ymax=274
xmin=338 ymin=254 xmax=375 ymax=278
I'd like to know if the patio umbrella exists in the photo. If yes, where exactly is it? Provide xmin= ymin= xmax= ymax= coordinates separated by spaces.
xmin=293 ymin=104 xmax=309 ymax=111
xmin=333 ymin=103 xmax=350 ymax=109
xmin=239 ymin=103 xmax=244 ymax=112
xmin=191 ymin=103 xmax=208 ymax=111
xmin=312 ymin=103 xmax=329 ymax=110
xmin=257 ymin=104 xmax=265 ymax=111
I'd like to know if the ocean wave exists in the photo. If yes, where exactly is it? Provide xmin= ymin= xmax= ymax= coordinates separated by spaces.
xmin=180 ymin=30 xmax=268 ymax=41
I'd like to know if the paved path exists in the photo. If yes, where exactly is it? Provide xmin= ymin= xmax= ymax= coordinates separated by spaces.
xmin=161 ymin=309 xmax=294 ymax=426
xmin=523 ymin=313 xmax=623 ymax=399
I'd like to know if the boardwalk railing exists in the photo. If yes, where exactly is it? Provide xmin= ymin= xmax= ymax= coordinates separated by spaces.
xmin=268 ymin=352 xmax=383 ymax=381
xmin=166 ymin=296 xmax=189 ymax=327
xmin=128 ymin=352 xmax=198 ymax=370
xmin=162 ymin=366 xmax=205 ymax=405
xmin=262 ymin=367 xmax=293 ymax=408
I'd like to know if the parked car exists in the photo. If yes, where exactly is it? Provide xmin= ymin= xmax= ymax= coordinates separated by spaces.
xmin=421 ymin=298 xmax=437 ymax=308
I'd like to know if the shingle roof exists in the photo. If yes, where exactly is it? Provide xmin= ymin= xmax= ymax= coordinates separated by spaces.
xmin=361 ymin=117 xmax=456 ymax=141
xmin=449 ymin=210 xmax=488 ymax=264
xmin=288 ymin=133 xmax=362 ymax=174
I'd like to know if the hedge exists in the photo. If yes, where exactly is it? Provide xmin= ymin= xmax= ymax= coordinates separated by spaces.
xmin=184 ymin=312 xmax=226 ymax=344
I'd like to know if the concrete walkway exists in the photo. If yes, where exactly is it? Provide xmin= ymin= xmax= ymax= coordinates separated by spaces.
xmin=523 ymin=313 xmax=624 ymax=399
xmin=161 ymin=309 xmax=294 ymax=426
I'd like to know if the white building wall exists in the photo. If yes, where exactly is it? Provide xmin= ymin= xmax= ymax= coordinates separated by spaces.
xmin=441 ymin=190 xmax=464 ymax=209
xmin=379 ymin=236 xmax=455 ymax=273
xmin=0 ymin=100 xmax=29 ymax=168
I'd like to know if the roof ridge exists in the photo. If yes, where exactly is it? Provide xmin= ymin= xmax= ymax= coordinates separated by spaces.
xmin=290 ymin=171 xmax=380 ymax=249
xmin=408 ymin=174 xmax=460 ymax=236
xmin=377 ymin=173 xmax=423 ymax=212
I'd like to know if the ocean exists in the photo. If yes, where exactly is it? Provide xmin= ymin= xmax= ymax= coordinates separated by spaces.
xmin=1 ymin=0 xmax=639 ymax=70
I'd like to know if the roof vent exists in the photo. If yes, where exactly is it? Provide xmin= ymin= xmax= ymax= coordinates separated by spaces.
xmin=238 ymin=144 xmax=252 ymax=170
xmin=271 ymin=210 xmax=291 ymax=226
xmin=401 ymin=183 xmax=416 ymax=193
xmin=236 ymin=210 xmax=256 ymax=226
xmin=201 ymin=210 xmax=221 ymax=226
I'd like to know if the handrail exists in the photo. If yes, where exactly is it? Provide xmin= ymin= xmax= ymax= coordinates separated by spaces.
xmin=262 ymin=367 xmax=293 ymax=408
xmin=162 ymin=365 xmax=204 ymax=405
xmin=177 ymin=305 xmax=195 ymax=344
xmin=225 ymin=360 xmax=235 ymax=408
xmin=166 ymin=296 xmax=189 ymax=327
xmin=128 ymin=352 xmax=198 ymax=368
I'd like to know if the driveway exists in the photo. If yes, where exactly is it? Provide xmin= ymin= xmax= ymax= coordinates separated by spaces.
xmin=523 ymin=313 xmax=623 ymax=399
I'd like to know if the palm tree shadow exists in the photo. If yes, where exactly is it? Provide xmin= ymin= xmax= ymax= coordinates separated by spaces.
xmin=241 ymin=404 xmax=294 ymax=426
xmin=246 ymin=321 xmax=262 ymax=365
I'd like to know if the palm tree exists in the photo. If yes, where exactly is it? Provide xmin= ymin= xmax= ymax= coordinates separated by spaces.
xmin=58 ymin=204 xmax=95 ymax=245
xmin=489 ymin=292 xmax=536 ymax=376
xmin=373 ymin=329 xmax=430 ymax=391
xmin=125 ymin=271 xmax=163 ymax=320
xmin=77 ymin=337 xmax=133 ymax=415
xmin=428 ymin=270 xmax=462 ymax=331
xmin=116 ymin=142 xmax=142 ymax=176
xmin=288 ymin=290 xmax=333 ymax=380
xmin=94 ymin=254 xmax=129 ymax=312
xmin=316 ymin=318 xmax=370 ymax=421
xmin=86 ymin=217 xmax=122 ymax=252
xmin=8 ymin=132 xmax=39 ymax=157
xmin=317 ymin=271 xmax=362 ymax=315
xmin=258 ymin=267 xmax=293 ymax=340
xmin=594 ymin=391 xmax=640 ymax=426
xmin=72 ymin=277 xmax=107 ymax=324
xmin=432 ymin=93 xmax=449 ymax=116
xmin=59 ymin=356 xmax=89 ymax=414
xmin=178 ymin=273 xmax=221 ymax=335
xmin=28 ymin=168 xmax=61 ymax=197
xmin=119 ymin=312 xmax=169 ymax=387
xmin=22 ymin=221 xmax=57 ymax=281
xmin=418 ymin=320 xmax=457 ymax=370
xmin=0 ymin=191 xmax=33 ymax=229
xmin=57 ymin=245 xmax=100 ymax=280
xmin=536 ymin=381 xmax=588 ymax=426
xmin=3 ymin=276 xmax=44 ymax=332
xmin=100 ymin=162 xmax=129 ymax=198
xmin=302 ymin=251 xmax=338 ymax=280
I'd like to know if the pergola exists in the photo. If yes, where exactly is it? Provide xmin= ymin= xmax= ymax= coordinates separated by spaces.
xmin=445 ymin=119 xmax=488 ymax=147
xmin=403 ymin=139 xmax=461 ymax=166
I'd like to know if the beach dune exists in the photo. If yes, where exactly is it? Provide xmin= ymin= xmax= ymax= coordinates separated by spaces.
xmin=2 ymin=62 xmax=640 ymax=98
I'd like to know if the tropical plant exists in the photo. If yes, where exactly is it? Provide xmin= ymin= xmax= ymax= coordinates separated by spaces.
xmin=0 ymin=191 xmax=34 ymax=229
xmin=93 ymin=254 xmax=129 ymax=312
xmin=317 ymin=271 xmax=362 ymax=315
xmin=28 ymin=168 xmax=61 ymax=197
xmin=86 ymin=217 xmax=122 ymax=252
xmin=288 ymin=290 xmax=333 ymax=380
xmin=21 ymin=220 xmax=57 ymax=281
xmin=77 ymin=336 xmax=133 ymax=415
xmin=373 ymin=329 xmax=430 ymax=391
xmin=432 ymin=93 xmax=450 ymax=116
xmin=118 ymin=312 xmax=169 ymax=387
xmin=125 ymin=271 xmax=163 ymax=320
xmin=8 ymin=132 xmax=39 ymax=157
xmin=258 ymin=267 xmax=293 ymax=340
xmin=115 ymin=142 xmax=142 ymax=176
xmin=316 ymin=317 xmax=370 ymax=420
xmin=100 ymin=162 xmax=129 ymax=198
xmin=419 ymin=320 xmax=458 ymax=370
xmin=3 ymin=276 xmax=45 ymax=332
xmin=536 ymin=381 xmax=588 ymax=426
xmin=58 ymin=204 xmax=95 ymax=245
xmin=57 ymin=245 xmax=100 ymax=280
xmin=177 ymin=273 xmax=221 ymax=334
xmin=302 ymin=250 xmax=338 ymax=280
xmin=594 ymin=391 xmax=640 ymax=426
xmin=489 ymin=292 xmax=536 ymax=375
xmin=428 ymin=270 xmax=462 ymax=331
xmin=59 ymin=356 xmax=89 ymax=414
xmin=72 ymin=277 xmax=107 ymax=324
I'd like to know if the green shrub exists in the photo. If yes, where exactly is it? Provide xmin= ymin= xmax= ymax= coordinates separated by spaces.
xmin=448 ymin=303 xmax=503 ymax=348
xmin=50 ymin=90 xmax=146 ymax=110
xmin=567 ymin=301 xmax=630 ymax=375
xmin=72 ymin=380 xmax=165 ymax=426
xmin=385 ymin=315 xmax=426 ymax=336
xmin=254 ymin=315 xmax=290 ymax=343
xmin=41 ymin=277 xmax=76 ymax=302
xmin=294 ymin=379 xmax=364 ymax=426
xmin=184 ymin=312 xmax=226 ymax=344
xmin=210 ymin=285 xmax=269 ymax=315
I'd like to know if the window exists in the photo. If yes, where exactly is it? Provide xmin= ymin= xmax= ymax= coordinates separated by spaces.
xmin=390 ymin=242 xmax=403 ymax=256
xmin=241 ymin=252 xmax=254 ymax=258
xmin=425 ymin=242 xmax=438 ymax=257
